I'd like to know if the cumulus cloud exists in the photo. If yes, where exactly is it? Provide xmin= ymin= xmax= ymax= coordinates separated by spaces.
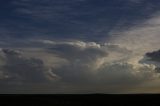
xmin=0 ymin=48 xmax=60 ymax=85
xmin=32 ymin=41 xmax=160 ymax=87
xmin=0 ymin=39 xmax=160 ymax=93
xmin=97 ymin=63 xmax=158 ymax=85
xmin=44 ymin=40 xmax=160 ymax=93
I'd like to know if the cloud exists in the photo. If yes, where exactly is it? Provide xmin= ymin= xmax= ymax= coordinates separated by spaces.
xmin=0 ymin=40 xmax=160 ymax=93
xmin=30 ymin=41 xmax=160 ymax=88
xmin=106 ymin=12 xmax=160 ymax=76
xmin=0 ymin=48 xmax=60 ymax=85
xmin=1 ymin=0 xmax=160 ymax=93
xmin=1 ymin=0 xmax=159 ymax=41
xmin=146 ymin=49 xmax=160 ymax=62
xmin=139 ymin=49 xmax=160 ymax=73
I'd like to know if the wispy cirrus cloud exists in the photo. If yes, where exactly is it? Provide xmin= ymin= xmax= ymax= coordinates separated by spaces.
xmin=1 ymin=0 xmax=160 ymax=41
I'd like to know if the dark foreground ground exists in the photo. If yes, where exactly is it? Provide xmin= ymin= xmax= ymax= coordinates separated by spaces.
xmin=0 ymin=94 xmax=160 ymax=105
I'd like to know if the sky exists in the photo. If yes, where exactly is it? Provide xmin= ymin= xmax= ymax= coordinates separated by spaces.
xmin=0 ymin=0 xmax=160 ymax=94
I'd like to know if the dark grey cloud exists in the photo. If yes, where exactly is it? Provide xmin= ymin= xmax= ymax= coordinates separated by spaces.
xmin=144 ymin=49 xmax=160 ymax=73
xmin=0 ymin=49 xmax=58 ymax=85
xmin=146 ymin=49 xmax=160 ymax=62
xmin=48 ymin=43 xmax=108 ymax=63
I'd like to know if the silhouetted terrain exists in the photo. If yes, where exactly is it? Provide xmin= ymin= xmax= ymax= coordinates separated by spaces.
xmin=0 ymin=94 xmax=160 ymax=105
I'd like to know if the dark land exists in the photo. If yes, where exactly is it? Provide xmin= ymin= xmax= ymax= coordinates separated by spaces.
xmin=0 ymin=94 xmax=160 ymax=105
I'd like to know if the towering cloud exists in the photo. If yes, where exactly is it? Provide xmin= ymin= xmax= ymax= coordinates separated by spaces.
xmin=0 ymin=39 xmax=159 ymax=93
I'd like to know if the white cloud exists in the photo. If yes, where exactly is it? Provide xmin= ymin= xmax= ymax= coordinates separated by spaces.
xmin=34 ymin=39 xmax=101 ymax=48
